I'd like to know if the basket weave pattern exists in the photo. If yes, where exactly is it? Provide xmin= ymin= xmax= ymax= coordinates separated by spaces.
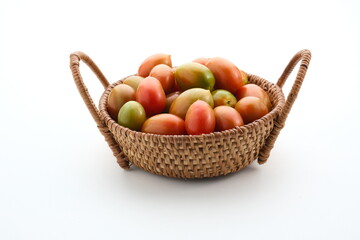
xmin=70 ymin=50 xmax=311 ymax=179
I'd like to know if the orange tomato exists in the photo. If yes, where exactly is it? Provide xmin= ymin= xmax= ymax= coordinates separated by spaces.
xmin=107 ymin=84 xmax=135 ymax=120
xmin=193 ymin=57 xmax=209 ymax=65
xmin=149 ymin=64 xmax=175 ymax=94
xmin=236 ymin=84 xmax=271 ymax=110
xmin=136 ymin=76 xmax=166 ymax=116
xmin=138 ymin=53 xmax=172 ymax=77
xmin=141 ymin=114 xmax=186 ymax=135
xmin=214 ymin=106 xmax=244 ymax=131
xmin=235 ymin=97 xmax=269 ymax=124
xmin=185 ymin=100 xmax=215 ymax=135
xmin=205 ymin=57 xmax=244 ymax=93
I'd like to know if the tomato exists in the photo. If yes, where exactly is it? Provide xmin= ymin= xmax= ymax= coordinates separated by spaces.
xmin=214 ymin=106 xmax=244 ymax=131
xmin=141 ymin=114 xmax=186 ymax=135
xmin=174 ymin=62 xmax=215 ymax=91
xmin=169 ymin=88 xmax=214 ymax=119
xmin=185 ymin=100 xmax=215 ymax=135
xmin=118 ymin=101 xmax=146 ymax=131
xmin=205 ymin=57 xmax=244 ymax=93
xmin=123 ymin=75 xmax=144 ymax=91
xmin=240 ymin=70 xmax=248 ymax=85
xmin=211 ymin=89 xmax=237 ymax=107
xmin=164 ymin=91 xmax=180 ymax=113
xmin=235 ymin=97 xmax=269 ymax=124
xmin=107 ymin=84 xmax=135 ymax=120
xmin=193 ymin=57 xmax=209 ymax=65
xmin=149 ymin=64 xmax=175 ymax=94
xmin=138 ymin=53 xmax=172 ymax=77
xmin=136 ymin=76 xmax=166 ymax=116
xmin=235 ymin=84 xmax=271 ymax=110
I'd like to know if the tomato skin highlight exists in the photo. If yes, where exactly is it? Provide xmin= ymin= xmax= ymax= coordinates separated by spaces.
xmin=185 ymin=100 xmax=215 ymax=135
xmin=205 ymin=57 xmax=244 ymax=93
xmin=235 ymin=96 xmax=269 ymax=124
xmin=138 ymin=53 xmax=172 ymax=77
xmin=149 ymin=64 xmax=175 ymax=94
xmin=107 ymin=84 xmax=135 ymax=120
xmin=236 ymin=84 xmax=271 ymax=110
xmin=141 ymin=114 xmax=186 ymax=135
xmin=214 ymin=106 xmax=244 ymax=131
xmin=135 ymin=76 xmax=166 ymax=116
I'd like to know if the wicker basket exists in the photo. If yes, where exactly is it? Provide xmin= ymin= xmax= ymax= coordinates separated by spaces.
xmin=70 ymin=50 xmax=311 ymax=178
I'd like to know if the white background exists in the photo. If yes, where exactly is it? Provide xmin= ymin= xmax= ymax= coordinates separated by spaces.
xmin=1 ymin=0 xmax=360 ymax=239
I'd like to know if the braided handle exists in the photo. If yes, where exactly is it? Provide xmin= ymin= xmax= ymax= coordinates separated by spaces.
xmin=258 ymin=49 xmax=312 ymax=164
xmin=70 ymin=52 xmax=130 ymax=169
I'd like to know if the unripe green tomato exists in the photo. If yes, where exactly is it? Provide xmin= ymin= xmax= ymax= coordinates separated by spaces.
xmin=174 ymin=62 xmax=215 ymax=91
xmin=118 ymin=101 xmax=146 ymax=131
xmin=211 ymin=89 xmax=237 ymax=107
xmin=123 ymin=76 xmax=144 ymax=91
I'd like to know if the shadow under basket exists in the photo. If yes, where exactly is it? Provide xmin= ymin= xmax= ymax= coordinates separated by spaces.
xmin=70 ymin=50 xmax=311 ymax=179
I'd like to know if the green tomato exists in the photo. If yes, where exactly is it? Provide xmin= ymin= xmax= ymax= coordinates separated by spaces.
xmin=211 ymin=89 xmax=237 ymax=107
xmin=174 ymin=62 xmax=215 ymax=91
xmin=123 ymin=76 xmax=144 ymax=91
xmin=118 ymin=101 xmax=146 ymax=131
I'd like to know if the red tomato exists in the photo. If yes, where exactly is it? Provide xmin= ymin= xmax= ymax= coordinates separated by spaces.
xmin=141 ymin=114 xmax=186 ymax=135
xmin=185 ymin=100 xmax=215 ymax=135
xmin=149 ymin=64 xmax=175 ymax=94
xmin=136 ymin=77 xmax=166 ymax=116
xmin=214 ymin=106 xmax=244 ymax=131
xmin=235 ymin=84 xmax=271 ymax=110
xmin=107 ymin=84 xmax=135 ymax=120
xmin=193 ymin=57 xmax=209 ymax=65
xmin=235 ymin=97 xmax=269 ymax=124
xmin=138 ymin=53 xmax=172 ymax=77
xmin=205 ymin=57 xmax=244 ymax=93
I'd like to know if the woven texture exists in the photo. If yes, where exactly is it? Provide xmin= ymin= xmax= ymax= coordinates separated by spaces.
xmin=70 ymin=50 xmax=311 ymax=179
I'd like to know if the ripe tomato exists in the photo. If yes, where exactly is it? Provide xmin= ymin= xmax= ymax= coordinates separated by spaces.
xmin=136 ymin=76 xmax=166 ymax=116
xmin=193 ymin=57 xmax=209 ymax=65
xmin=138 ymin=53 xmax=172 ymax=77
xmin=164 ymin=91 xmax=180 ymax=113
xmin=205 ymin=57 xmax=244 ymax=93
xmin=107 ymin=84 xmax=135 ymax=120
xmin=118 ymin=101 xmax=146 ymax=131
xmin=149 ymin=64 xmax=175 ymax=94
xmin=141 ymin=114 xmax=186 ymax=135
xmin=236 ymin=83 xmax=271 ymax=110
xmin=185 ymin=100 xmax=215 ymax=135
xmin=211 ymin=89 xmax=237 ymax=107
xmin=214 ymin=106 xmax=244 ymax=131
xmin=235 ymin=97 xmax=269 ymax=124
xmin=169 ymin=88 xmax=214 ymax=119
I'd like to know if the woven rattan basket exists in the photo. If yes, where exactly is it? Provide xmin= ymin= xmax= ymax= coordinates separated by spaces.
xmin=70 ymin=49 xmax=311 ymax=178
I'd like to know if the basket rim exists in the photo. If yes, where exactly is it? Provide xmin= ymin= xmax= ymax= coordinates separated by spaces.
xmin=98 ymin=73 xmax=285 ymax=140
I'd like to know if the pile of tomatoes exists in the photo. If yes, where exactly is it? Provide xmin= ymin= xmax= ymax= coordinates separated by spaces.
xmin=107 ymin=53 xmax=271 ymax=135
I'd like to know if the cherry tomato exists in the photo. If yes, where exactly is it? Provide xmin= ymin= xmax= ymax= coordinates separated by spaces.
xmin=174 ymin=62 xmax=215 ymax=91
xmin=118 ymin=101 xmax=146 ymax=131
xmin=235 ymin=97 xmax=269 ymax=124
xmin=211 ymin=89 xmax=237 ymax=107
xmin=107 ymin=84 xmax=135 ymax=120
xmin=185 ymin=100 xmax=215 ymax=135
xmin=149 ymin=64 xmax=175 ymax=94
xmin=169 ymin=88 xmax=214 ymax=119
xmin=123 ymin=75 xmax=144 ymax=91
xmin=164 ymin=91 xmax=180 ymax=113
xmin=214 ymin=106 xmax=244 ymax=131
xmin=136 ymin=76 xmax=166 ymax=116
xmin=205 ymin=57 xmax=244 ymax=93
xmin=235 ymin=84 xmax=271 ymax=110
xmin=138 ymin=53 xmax=172 ymax=77
xmin=193 ymin=57 xmax=209 ymax=65
xmin=141 ymin=114 xmax=186 ymax=135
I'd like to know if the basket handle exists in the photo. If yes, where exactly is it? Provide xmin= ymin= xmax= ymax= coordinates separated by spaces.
xmin=258 ymin=49 xmax=312 ymax=164
xmin=70 ymin=51 xmax=130 ymax=169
